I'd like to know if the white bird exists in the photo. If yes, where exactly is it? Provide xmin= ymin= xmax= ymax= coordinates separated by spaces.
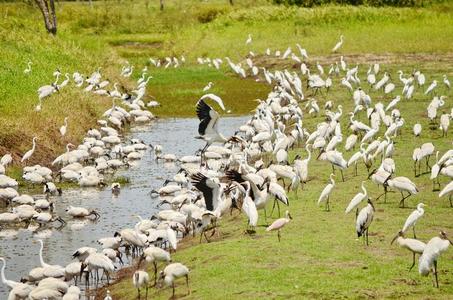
xmin=438 ymin=180 xmax=453 ymax=207
xmin=0 ymin=257 xmax=22 ymax=289
xmin=413 ymin=123 xmax=422 ymax=137
xmin=391 ymin=231 xmax=426 ymax=271
xmin=425 ymin=80 xmax=437 ymax=95
xmin=439 ymin=113 xmax=450 ymax=137
xmin=318 ymin=173 xmax=335 ymax=211
xmin=386 ymin=176 xmax=418 ymax=208
xmin=443 ymin=74 xmax=450 ymax=89
xmin=60 ymin=117 xmax=68 ymax=137
xmin=24 ymin=61 xmax=32 ymax=74
xmin=332 ymin=35 xmax=344 ymax=53
xmin=418 ymin=231 xmax=452 ymax=287
xmin=245 ymin=33 xmax=252 ymax=45
xmin=21 ymin=136 xmax=37 ymax=163
xmin=345 ymin=181 xmax=368 ymax=214
xmin=356 ymin=199 xmax=375 ymax=245
xmin=139 ymin=246 xmax=171 ymax=285
xmin=104 ymin=290 xmax=113 ymax=300
xmin=65 ymin=206 xmax=100 ymax=219
xmin=202 ymin=82 xmax=213 ymax=92
xmin=402 ymin=203 xmax=425 ymax=238
xmin=235 ymin=181 xmax=258 ymax=232
xmin=159 ymin=263 xmax=190 ymax=298
xmin=266 ymin=210 xmax=292 ymax=242
xmin=133 ymin=270 xmax=150 ymax=299
xmin=36 ymin=239 xmax=66 ymax=278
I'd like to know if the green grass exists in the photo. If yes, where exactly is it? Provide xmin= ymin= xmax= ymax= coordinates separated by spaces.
xmin=107 ymin=59 xmax=453 ymax=298
xmin=0 ymin=0 xmax=452 ymax=298
xmin=1 ymin=0 xmax=453 ymax=164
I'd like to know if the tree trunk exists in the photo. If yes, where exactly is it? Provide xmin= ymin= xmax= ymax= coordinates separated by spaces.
xmin=48 ymin=0 xmax=57 ymax=34
xmin=160 ymin=0 xmax=164 ymax=11
xmin=34 ymin=0 xmax=57 ymax=35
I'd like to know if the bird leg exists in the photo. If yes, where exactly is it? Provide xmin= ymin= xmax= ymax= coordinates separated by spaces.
xmin=153 ymin=261 xmax=158 ymax=286
xmin=426 ymin=156 xmax=431 ymax=172
xmin=145 ymin=285 xmax=148 ymax=300
xmin=340 ymin=169 xmax=345 ymax=182
xmin=137 ymin=288 xmax=141 ymax=299
xmin=409 ymin=253 xmax=416 ymax=271
xmin=355 ymin=163 xmax=358 ymax=176
xmin=172 ymin=282 xmax=176 ymax=299
xmin=412 ymin=226 xmax=417 ymax=239
xmin=366 ymin=228 xmax=369 ymax=246
xmin=399 ymin=193 xmax=411 ymax=208
xmin=449 ymin=194 xmax=452 ymax=207
xmin=413 ymin=161 xmax=418 ymax=177
xmin=277 ymin=230 xmax=281 ymax=242
xmin=433 ymin=260 xmax=439 ymax=288
xmin=326 ymin=196 xmax=330 ymax=212
xmin=186 ymin=274 xmax=191 ymax=295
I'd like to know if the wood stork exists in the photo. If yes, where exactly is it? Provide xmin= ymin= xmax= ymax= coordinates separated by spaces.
xmin=80 ymin=252 xmax=115 ymax=287
xmin=65 ymin=206 xmax=100 ymax=219
xmin=402 ymin=203 xmax=425 ymax=238
xmin=419 ymin=231 xmax=452 ymax=287
xmin=234 ymin=181 xmax=258 ymax=233
xmin=139 ymin=246 xmax=171 ymax=285
xmin=191 ymin=172 xmax=221 ymax=212
xmin=21 ymin=136 xmax=37 ymax=163
xmin=356 ymin=199 xmax=375 ymax=245
xmin=386 ymin=177 xmax=418 ymax=208
xmin=133 ymin=270 xmax=150 ymax=299
xmin=158 ymin=263 xmax=190 ymax=298
xmin=391 ymin=231 xmax=426 ymax=271
xmin=266 ymin=210 xmax=292 ymax=242
xmin=318 ymin=173 xmax=335 ymax=211
xmin=195 ymin=94 xmax=240 ymax=162
xmin=438 ymin=180 xmax=453 ymax=207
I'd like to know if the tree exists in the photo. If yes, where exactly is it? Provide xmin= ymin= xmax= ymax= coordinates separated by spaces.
xmin=34 ymin=0 xmax=57 ymax=35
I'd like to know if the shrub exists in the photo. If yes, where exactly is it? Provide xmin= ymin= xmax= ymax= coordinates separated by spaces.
xmin=273 ymin=0 xmax=435 ymax=7
xmin=197 ymin=7 xmax=228 ymax=23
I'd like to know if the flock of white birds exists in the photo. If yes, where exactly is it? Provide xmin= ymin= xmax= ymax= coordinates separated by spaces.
xmin=0 ymin=33 xmax=452 ymax=299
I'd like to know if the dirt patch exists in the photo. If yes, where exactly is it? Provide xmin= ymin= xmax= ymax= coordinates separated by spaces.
xmin=249 ymin=52 xmax=453 ymax=71
xmin=112 ymin=41 xmax=163 ymax=49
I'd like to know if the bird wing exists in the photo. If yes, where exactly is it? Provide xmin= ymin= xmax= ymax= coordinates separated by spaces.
xmin=196 ymin=99 xmax=220 ymax=136
xmin=199 ymin=93 xmax=225 ymax=111
xmin=226 ymin=170 xmax=256 ymax=201
xmin=191 ymin=172 xmax=214 ymax=211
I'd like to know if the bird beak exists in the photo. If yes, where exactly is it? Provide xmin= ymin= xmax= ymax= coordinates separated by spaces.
xmin=390 ymin=234 xmax=399 ymax=245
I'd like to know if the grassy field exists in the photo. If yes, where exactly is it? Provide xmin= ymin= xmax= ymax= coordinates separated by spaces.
xmin=0 ymin=1 xmax=453 ymax=298
xmin=104 ymin=58 xmax=453 ymax=299
xmin=1 ymin=0 xmax=453 ymax=165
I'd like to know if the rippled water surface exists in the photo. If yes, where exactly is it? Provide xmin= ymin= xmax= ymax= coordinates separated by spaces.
xmin=0 ymin=116 xmax=248 ymax=298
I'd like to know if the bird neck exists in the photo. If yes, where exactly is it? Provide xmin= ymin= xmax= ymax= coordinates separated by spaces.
xmin=0 ymin=259 xmax=7 ymax=285
xmin=39 ymin=241 xmax=47 ymax=267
